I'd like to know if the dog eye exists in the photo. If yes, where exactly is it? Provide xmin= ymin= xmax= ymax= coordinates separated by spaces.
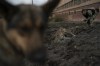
xmin=20 ymin=27 xmax=33 ymax=33
xmin=39 ymin=25 xmax=45 ymax=33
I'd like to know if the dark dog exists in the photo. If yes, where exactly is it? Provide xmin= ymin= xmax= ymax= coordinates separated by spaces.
xmin=82 ymin=8 xmax=99 ymax=27
xmin=0 ymin=0 xmax=60 ymax=66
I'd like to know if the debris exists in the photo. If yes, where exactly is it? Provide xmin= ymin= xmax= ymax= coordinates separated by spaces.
xmin=52 ymin=27 xmax=75 ymax=43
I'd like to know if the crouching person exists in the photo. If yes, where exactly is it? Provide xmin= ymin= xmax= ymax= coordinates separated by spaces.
xmin=82 ymin=8 xmax=99 ymax=27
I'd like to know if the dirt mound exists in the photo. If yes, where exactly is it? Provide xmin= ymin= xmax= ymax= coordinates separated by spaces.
xmin=44 ymin=22 xmax=100 ymax=66
xmin=51 ymin=27 xmax=75 ymax=43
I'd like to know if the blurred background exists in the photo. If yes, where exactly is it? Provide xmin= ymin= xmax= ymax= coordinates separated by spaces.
xmin=52 ymin=0 xmax=100 ymax=22
xmin=7 ymin=0 xmax=48 ymax=6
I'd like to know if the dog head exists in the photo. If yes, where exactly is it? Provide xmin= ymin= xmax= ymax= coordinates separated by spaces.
xmin=0 ymin=0 xmax=60 ymax=64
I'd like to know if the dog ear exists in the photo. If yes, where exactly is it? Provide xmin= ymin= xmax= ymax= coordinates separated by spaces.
xmin=0 ymin=18 xmax=7 ymax=34
xmin=42 ymin=0 xmax=60 ymax=17
xmin=0 ymin=0 xmax=18 ymax=18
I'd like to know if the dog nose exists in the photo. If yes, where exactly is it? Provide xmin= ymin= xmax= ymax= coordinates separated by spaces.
xmin=27 ymin=48 xmax=46 ymax=63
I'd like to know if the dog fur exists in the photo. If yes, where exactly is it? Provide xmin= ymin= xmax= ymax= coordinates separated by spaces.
xmin=0 ymin=0 xmax=60 ymax=66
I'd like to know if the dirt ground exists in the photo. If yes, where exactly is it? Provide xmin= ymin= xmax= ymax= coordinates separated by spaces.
xmin=1 ymin=21 xmax=100 ymax=66
xmin=43 ymin=22 xmax=100 ymax=66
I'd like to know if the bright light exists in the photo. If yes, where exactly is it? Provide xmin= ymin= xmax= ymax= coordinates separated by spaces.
xmin=6 ymin=0 xmax=48 ymax=6
xmin=33 ymin=0 xmax=48 ymax=6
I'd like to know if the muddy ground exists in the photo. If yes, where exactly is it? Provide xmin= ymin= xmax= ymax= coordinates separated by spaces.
xmin=43 ymin=22 xmax=100 ymax=66
xmin=1 ymin=21 xmax=99 ymax=66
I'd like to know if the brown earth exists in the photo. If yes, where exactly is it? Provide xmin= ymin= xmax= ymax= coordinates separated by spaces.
xmin=43 ymin=22 xmax=100 ymax=66
xmin=1 ymin=21 xmax=100 ymax=66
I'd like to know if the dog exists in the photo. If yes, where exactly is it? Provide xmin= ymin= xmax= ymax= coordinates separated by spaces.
xmin=82 ymin=8 xmax=99 ymax=27
xmin=0 ymin=0 xmax=60 ymax=66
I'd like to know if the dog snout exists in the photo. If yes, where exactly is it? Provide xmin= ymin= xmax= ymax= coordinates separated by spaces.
xmin=27 ymin=47 xmax=47 ymax=63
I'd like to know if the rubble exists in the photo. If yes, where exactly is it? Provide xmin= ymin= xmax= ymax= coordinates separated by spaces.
xmin=51 ymin=27 xmax=75 ymax=43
